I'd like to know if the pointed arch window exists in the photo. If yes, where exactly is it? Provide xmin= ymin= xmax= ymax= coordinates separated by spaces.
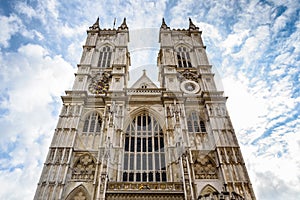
xmin=187 ymin=112 xmax=206 ymax=133
xmin=177 ymin=46 xmax=192 ymax=68
xmin=83 ymin=112 xmax=102 ymax=133
xmin=98 ymin=46 xmax=112 ymax=68
xmin=123 ymin=113 xmax=166 ymax=182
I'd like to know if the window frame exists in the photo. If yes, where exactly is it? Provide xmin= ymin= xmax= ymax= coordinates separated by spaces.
xmin=176 ymin=46 xmax=192 ymax=68
xmin=98 ymin=46 xmax=112 ymax=68
xmin=187 ymin=112 xmax=206 ymax=133
xmin=123 ymin=113 xmax=167 ymax=182
xmin=82 ymin=112 xmax=102 ymax=134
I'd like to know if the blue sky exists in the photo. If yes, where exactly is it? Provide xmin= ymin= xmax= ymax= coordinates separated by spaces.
xmin=0 ymin=0 xmax=299 ymax=199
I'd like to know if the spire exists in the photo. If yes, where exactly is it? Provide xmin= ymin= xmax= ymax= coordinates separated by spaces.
xmin=89 ymin=17 xmax=100 ymax=30
xmin=160 ymin=18 xmax=170 ymax=30
xmin=118 ymin=17 xmax=128 ymax=30
xmin=189 ymin=18 xmax=198 ymax=30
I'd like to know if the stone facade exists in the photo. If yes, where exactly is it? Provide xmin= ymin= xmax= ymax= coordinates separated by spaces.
xmin=34 ymin=18 xmax=256 ymax=200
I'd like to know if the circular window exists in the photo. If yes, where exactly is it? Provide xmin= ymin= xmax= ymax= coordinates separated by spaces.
xmin=180 ymin=80 xmax=200 ymax=94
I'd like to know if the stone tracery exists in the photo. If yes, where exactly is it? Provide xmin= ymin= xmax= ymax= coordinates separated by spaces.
xmin=72 ymin=154 xmax=96 ymax=181
xmin=192 ymin=151 xmax=218 ymax=179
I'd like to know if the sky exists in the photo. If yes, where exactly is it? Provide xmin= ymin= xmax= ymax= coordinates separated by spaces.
xmin=0 ymin=0 xmax=299 ymax=199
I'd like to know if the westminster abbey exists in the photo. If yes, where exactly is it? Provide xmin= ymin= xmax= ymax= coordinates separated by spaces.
xmin=34 ymin=18 xmax=256 ymax=200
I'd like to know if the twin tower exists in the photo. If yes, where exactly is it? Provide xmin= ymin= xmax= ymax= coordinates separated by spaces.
xmin=34 ymin=18 xmax=256 ymax=200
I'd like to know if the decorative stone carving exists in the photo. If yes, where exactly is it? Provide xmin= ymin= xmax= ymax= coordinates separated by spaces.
xmin=88 ymin=72 xmax=111 ymax=94
xmin=73 ymin=191 xmax=86 ymax=200
xmin=178 ymin=69 xmax=199 ymax=82
xmin=192 ymin=151 xmax=218 ymax=179
xmin=180 ymin=80 xmax=200 ymax=94
xmin=66 ymin=185 xmax=90 ymax=200
xmin=72 ymin=154 xmax=96 ymax=180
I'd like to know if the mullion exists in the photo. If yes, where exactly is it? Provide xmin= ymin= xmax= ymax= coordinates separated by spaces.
xmin=102 ymin=52 xmax=107 ymax=68
xmin=98 ymin=52 xmax=103 ymax=67
xmin=123 ymin=114 xmax=166 ymax=182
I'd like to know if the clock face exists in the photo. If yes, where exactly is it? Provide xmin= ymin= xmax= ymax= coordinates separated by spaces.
xmin=180 ymin=80 xmax=200 ymax=94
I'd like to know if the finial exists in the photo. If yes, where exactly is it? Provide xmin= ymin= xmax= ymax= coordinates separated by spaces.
xmin=143 ymin=69 xmax=146 ymax=75
xmin=90 ymin=17 xmax=100 ymax=30
xmin=118 ymin=17 xmax=128 ymax=30
xmin=160 ymin=18 xmax=170 ymax=29
xmin=189 ymin=18 xmax=198 ymax=30
xmin=162 ymin=18 xmax=166 ymax=25
xmin=113 ymin=18 xmax=116 ymax=29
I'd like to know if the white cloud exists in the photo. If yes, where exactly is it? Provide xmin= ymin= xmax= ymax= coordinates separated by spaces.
xmin=60 ymin=24 xmax=87 ymax=38
xmin=221 ymin=29 xmax=250 ymax=55
xmin=0 ymin=0 xmax=299 ymax=199
xmin=223 ymin=75 xmax=268 ymax=133
xmin=0 ymin=14 xmax=22 ymax=48
xmin=273 ymin=13 xmax=288 ymax=33
xmin=0 ymin=43 xmax=74 ymax=199
xmin=243 ymin=130 xmax=300 ymax=199
xmin=198 ymin=22 xmax=222 ymax=42
xmin=46 ymin=0 xmax=59 ymax=19
xmin=14 ymin=0 xmax=59 ymax=24
xmin=14 ymin=2 xmax=39 ymax=20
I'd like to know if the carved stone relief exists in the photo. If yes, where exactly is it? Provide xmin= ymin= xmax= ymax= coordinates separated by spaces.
xmin=72 ymin=154 xmax=96 ymax=181
xmin=88 ymin=72 xmax=111 ymax=94
xmin=178 ymin=69 xmax=199 ymax=82
xmin=66 ymin=186 xmax=90 ymax=200
xmin=192 ymin=151 xmax=218 ymax=179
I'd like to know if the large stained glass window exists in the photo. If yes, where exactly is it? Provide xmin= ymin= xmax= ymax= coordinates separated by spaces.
xmin=123 ymin=113 xmax=166 ymax=182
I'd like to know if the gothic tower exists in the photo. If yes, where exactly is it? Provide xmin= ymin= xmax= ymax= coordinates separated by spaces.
xmin=34 ymin=18 xmax=256 ymax=200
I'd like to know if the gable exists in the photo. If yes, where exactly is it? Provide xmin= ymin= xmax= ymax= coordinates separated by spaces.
xmin=131 ymin=70 xmax=158 ymax=89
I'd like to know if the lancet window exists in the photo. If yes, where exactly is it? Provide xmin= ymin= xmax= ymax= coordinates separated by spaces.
xmin=98 ymin=46 xmax=112 ymax=68
xmin=123 ymin=113 xmax=166 ymax=182
xmin=187 ymin=112 xmax=206 ymax=133
xmin=177 ymin=46 xmax=192 ymax=68
xmin=82 ymin=112 xmax=102 ymax=133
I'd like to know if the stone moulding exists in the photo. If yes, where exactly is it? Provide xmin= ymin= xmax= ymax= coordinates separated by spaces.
xmin=106 ymin=182 xmax=184 ymax=193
